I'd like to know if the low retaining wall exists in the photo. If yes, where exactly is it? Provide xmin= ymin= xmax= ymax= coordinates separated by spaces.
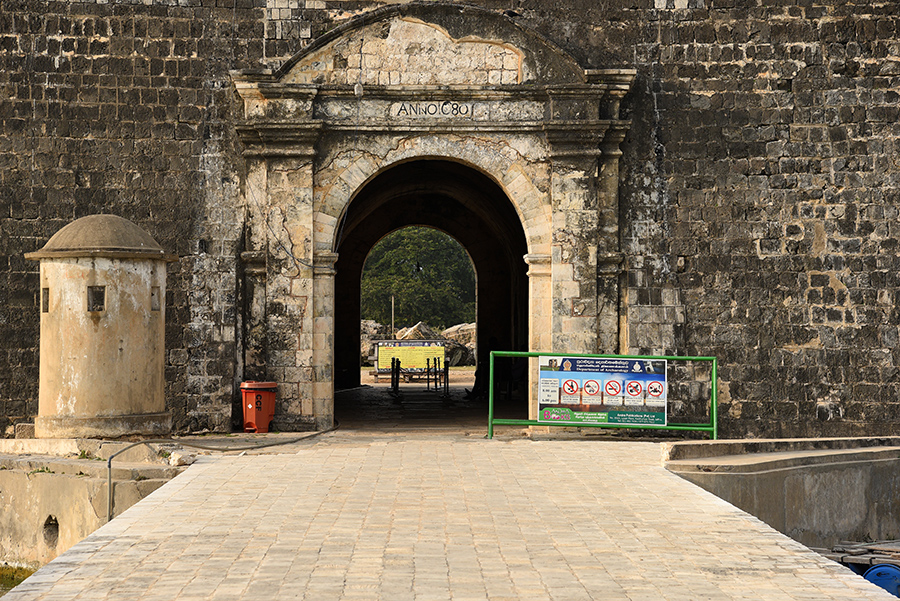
xmin=0 ymin=440 xmax=186 ymax=568
xmin=664 ymin=437 xmax=900 ymax=549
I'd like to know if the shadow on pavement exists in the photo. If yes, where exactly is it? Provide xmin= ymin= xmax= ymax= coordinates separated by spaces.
xmin=335 ymin=379 xmax=527 ymax=433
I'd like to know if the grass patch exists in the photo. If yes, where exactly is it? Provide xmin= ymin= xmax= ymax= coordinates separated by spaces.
xmin=0 ymin=565 xmax=34 ymax=590
xmin=27 ymin=467 xmax=53 ymax=476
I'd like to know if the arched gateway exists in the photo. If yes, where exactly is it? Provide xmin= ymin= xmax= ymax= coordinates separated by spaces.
xmin=232 ymin=3 xmax=635 ymax=430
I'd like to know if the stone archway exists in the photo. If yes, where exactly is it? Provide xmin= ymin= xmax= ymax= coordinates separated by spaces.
xmin=232 ymin=2 xmax=635 ymax=431
xmin=332 ymin=159 xmax=529 ymax=394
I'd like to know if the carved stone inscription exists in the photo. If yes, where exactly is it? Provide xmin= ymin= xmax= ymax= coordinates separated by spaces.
xmin=392 ymin=101 xmax=473 ymax=118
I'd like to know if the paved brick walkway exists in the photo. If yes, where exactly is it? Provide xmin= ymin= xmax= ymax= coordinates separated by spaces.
xmin=6 ymin=433 xmax=894 ymax=600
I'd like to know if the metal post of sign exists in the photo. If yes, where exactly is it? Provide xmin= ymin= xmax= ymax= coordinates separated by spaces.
xmin=711 ymin=358 xmax=718 ymax=441
xmin=391 ymin=357 xmax=401 ymax=393
xmin=444 ymin=362 xmax=449 ymax=397
xmin=486 ymin=351 xmax=718 ymax=440
xmin=426 ymin=358 xmax=431 ymax=390
xmin=488 ymin=352 xmax=495 ymax=439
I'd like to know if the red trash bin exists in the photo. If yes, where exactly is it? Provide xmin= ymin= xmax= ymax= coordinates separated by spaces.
xmin=240 ymin=381 xmax=277 ymax=433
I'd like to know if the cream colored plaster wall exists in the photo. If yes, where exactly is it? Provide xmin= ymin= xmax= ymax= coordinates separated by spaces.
xmin=38 ymin=258 xmax=166 ymax=421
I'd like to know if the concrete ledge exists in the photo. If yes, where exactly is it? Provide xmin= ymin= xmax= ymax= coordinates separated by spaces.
xmin=35 ymin=413 xmax=172 ymax=440
xmin=666 ymin=445 xmax=900 ymax=474
xmin=662 ymin=436 xmax=900 ymax=462
xmin=0 ymin=454 xmax=183 ymax=480
xmin=0 ymin=439 xmax=178 ymax=464
xmin=663 ymin=438 xmax=900 ymax=548
xmin=0 ymin=453 xmax=187 ymax=568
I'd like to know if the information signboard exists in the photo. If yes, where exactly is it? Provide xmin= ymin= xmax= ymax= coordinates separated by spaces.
xmin=375 ymin=341 xmax=445 ymax=373
xmin=537 ymin=356 xmax=667 ymax=426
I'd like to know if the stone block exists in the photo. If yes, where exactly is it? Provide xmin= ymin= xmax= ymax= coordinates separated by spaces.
xmin=14 ymin=422 xmax=34 ymax=439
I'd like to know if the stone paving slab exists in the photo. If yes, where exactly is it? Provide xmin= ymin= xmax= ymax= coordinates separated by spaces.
xmin=5 ymin=434 xmax=895 ymax=600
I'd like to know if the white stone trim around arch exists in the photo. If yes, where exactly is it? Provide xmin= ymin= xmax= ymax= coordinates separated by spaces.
xmin=313 ymin=134 xmax=552 ymax=259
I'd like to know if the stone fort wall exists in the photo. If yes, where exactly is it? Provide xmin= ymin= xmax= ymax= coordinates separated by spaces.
xmin=1 ymin=0 xmax=898 ymax=437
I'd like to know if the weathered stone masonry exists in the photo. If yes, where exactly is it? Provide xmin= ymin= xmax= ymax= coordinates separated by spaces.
xmin=0 ymin=0 xmax=262 ymax=433
xmin=233 ymin=5 xmax=635 ymax=429
xmin=1 ymin=0 xmax=899 ymax=438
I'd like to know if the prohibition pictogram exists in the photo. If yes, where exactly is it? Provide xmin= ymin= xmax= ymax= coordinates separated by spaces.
xmin=562 ymin=380 xmax=579 ymax=395
xmin=604 ymin=380 xmax=621 ymax=396
xmin=582 ymin=380 xmax=600 ymax=396
xmin=625 ymin=381 xmax=643 ymax=397
xmin=647 ymin=381 xmax=665 ymax=397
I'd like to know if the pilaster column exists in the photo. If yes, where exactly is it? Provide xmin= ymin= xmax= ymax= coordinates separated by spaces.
xmin=261 ymin=152 xmax=317 ymax=431
xmin=525 ymin=253 xmax=551 ymax=420
xmin=597 ymin=134 xmax=627 ymax=354
xmin=590 ymin=70 xmax=637 ymax=354
xmin=312 ymin=252 xmax=338 ymax=430
xmin=546 ymin=126 xmax=605 ymax=355
xmin=240 ymin=158 xmax=269 ymax=382
xmin=597 ymin=252 xmax=624 ymax=353
xmin=525 ymin=253 xmax=552 ymax=352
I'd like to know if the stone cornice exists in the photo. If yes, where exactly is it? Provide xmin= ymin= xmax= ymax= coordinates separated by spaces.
xmin=597 ymin=252 xmax=625 ymax=275
xmin=235 ymin=122 xmax=323 ymax=157
xmin=235 ymin=119 xmax=631 ymax=157
xmin=232 ymin=76 xmax=637 ymax=160
xmin=524 ymin=253 xmax=552 ymax=278
xmin=544 ymin=121 xmax=623 ymax=159
xmin=313 ymin=252 xmax=339 ymax=276
xmin=235 ymin=82 xmax=624 ymax=100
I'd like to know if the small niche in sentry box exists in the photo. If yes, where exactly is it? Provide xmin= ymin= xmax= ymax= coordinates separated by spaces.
xmin=87 ymin=286 xmax=106 ymax=312
xmin=151 ymin=286 xmax=161 ymax=311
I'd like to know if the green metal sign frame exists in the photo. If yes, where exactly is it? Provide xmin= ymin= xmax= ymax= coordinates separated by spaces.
xmin=487 ymin=351 xmax=717 ymax=440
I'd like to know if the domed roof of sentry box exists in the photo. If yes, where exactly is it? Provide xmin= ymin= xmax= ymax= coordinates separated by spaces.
xmin=25 ymin=214 xmax=176 ymax=261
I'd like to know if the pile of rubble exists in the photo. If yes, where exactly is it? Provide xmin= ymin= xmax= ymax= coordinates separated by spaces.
xmin=360 ymin=320 xmax=476 ymax=366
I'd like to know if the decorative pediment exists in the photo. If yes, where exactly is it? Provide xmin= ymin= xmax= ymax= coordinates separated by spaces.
xmin=231 ymin=3 xmax=636 ymax=158
xmin=275 ymin=3 xmax=587 ymax=86
xmin=284 ymin=18 xmax=529 ymax=87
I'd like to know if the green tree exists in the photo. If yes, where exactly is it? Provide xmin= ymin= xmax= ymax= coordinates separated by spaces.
xmin=361 ymin=227 xmax=475 ymax=330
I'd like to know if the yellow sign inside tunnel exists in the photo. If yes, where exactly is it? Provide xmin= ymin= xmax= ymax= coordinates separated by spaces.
xmin=376 ymin=341 xmax=446 ymax=372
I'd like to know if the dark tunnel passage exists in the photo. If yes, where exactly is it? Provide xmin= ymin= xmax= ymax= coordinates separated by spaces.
xmin=333 ymin=159 xmax=530 ymax=421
